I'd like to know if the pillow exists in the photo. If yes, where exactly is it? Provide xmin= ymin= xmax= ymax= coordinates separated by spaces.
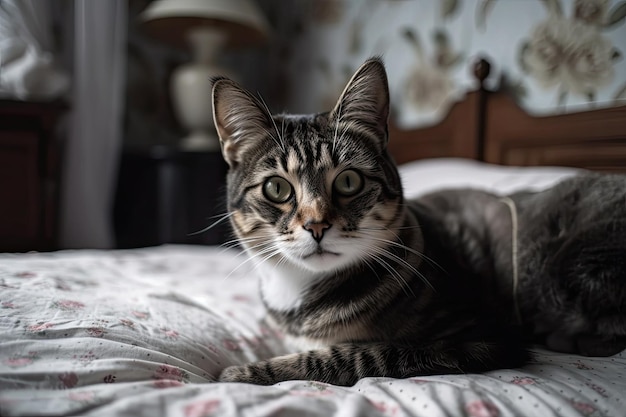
xmin=398 ymin=158 xmax=581 ymax=199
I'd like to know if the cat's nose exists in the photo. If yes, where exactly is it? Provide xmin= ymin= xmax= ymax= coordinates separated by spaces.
xmin=303 ymin=221 xmax=332 ymax=243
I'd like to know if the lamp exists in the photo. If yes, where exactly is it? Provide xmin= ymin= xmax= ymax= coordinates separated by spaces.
xmin=140 ymin=0 xmax=269 ymax=151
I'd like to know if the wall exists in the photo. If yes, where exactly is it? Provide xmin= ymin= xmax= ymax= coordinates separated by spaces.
xmin=265 ymin=0 xmax=626 ymax=128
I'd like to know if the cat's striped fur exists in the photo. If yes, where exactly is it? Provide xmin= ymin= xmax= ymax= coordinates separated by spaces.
xmin=212 ymin=58 xmax=626 ymax=386
xmin=211 ymin=58 xmax=529 ymax=386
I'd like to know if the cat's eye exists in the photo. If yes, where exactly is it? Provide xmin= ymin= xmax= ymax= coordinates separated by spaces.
xmin=263 ymin=176 xmax=293 ymax=203
xmin=334 ymin=170 xmax=363 ymax=196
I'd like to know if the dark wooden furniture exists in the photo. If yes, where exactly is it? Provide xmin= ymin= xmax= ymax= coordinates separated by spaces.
xmin=387 ymin=58 xmax=626 ymax=172
xmin=113 ymin=146 xmax=230 ymax=248
xmin=483 ymin=90 xmax=626 ymax=172
xmin=0 ymin=99 xmax=66 ymax=252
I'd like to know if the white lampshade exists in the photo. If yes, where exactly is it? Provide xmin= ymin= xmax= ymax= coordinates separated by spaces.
xmin=140 ymin=0 xmax=270 ymax=49
xmin=138 ymin=0 xmax=270 ymax=151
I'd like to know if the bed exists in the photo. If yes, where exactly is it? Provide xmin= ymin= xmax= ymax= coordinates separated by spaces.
xmin=2 ymin=59 xmax=626 ymax=417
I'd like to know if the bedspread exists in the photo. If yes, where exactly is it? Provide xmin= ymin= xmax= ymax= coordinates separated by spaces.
xmin=1 ymin=245 xmax=626 ymax=417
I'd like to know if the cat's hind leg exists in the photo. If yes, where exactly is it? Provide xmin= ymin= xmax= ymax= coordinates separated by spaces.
xmin=542 ymin=220 xmax=626 ymax=356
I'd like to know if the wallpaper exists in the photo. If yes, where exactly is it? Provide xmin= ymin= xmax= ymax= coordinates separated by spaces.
xmin=266 ymin=0 xmax=626 ymax=128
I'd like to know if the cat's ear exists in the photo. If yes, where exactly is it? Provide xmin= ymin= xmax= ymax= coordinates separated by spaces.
xmin=330 ymin=57 xmax=390 ymax=149
xmin=212 ymin=77 xmax=273 ymax=167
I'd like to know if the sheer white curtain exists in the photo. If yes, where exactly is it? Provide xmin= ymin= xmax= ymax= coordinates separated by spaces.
xmin=60 ymin=0 xmax=127 ymax=248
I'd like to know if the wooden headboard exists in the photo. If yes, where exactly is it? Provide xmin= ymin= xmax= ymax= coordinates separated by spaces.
xmin=388 ymin=58 xmax=626 ymax=173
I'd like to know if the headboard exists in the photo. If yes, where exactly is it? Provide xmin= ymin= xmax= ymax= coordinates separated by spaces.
xmin=388 ymin=58 xmax=626 ymax=173
xmin=387 ymin=59 xmax=488 ymax=164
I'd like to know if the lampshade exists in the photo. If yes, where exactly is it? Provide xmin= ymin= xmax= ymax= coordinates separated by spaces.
xmin=140 ymin=0 xmax=270 ymax=49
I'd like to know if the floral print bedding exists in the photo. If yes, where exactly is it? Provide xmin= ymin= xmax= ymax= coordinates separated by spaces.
xmin=2 ymin=159 xmax=626 ymax=417
xmin=1 ymin=245 xmax=625 ymax=417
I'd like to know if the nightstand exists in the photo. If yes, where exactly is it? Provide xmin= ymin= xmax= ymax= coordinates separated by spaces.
xmin=113 ymin=145 xmax=230 ymax=248
xmin=0 ymin=99 xmax=66 ymax=252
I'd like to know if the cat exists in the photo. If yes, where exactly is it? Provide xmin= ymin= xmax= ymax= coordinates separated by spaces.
xmin=417 ymin=181 xmax=626 ymax=357
xmin=210 ymin=57 xmax=626 ymax=386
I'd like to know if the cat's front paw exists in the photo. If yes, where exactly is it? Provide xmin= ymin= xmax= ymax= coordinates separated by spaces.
xmin=219 ymin=365 xmax=275 ymax=385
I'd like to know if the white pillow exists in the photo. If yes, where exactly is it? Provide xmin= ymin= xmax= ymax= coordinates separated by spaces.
xmin=398 ymin=158 xmax=581 ymax=198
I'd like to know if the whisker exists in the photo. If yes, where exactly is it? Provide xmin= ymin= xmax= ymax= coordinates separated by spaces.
xmin=332 ymin=102 xmax=343 ymax=157
xmin=281 ymin=116 xmax=286 ymax=149
xmin=365 ymin=243 xmax=427 ymax=292
xmin=219 ymin=234 xmax=275 ymax=262
xmin=380 ymin=248 xmax=433 ymax=291
xmin=357 ymin=229 xmax=447 ymax=274
xmin=257 ymin=93 xmax=286 ymax=151
xmin=350 ymin=232 xmax=436 ymax=290
xmin=360 ymin=225 xmax=423 ymax=231
xmin=250 ymin=247 xmax=284 ymax=275
xmin=367 ymin=250 xmax=416 ymax=297
xmin=188 ymin=212 xmax=234 ymax=236
xmin=222 ymin=241 xmax=279 ymax=281
xmin=218 ymin=234 xmax=274 ymax=254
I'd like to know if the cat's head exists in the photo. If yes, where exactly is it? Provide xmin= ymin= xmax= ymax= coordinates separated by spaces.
xmin=212 ymin=58 xmax=404 ymax=273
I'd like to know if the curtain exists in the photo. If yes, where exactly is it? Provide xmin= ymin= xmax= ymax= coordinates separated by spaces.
xmin=59 ymin=0 xmax=127 ymax=248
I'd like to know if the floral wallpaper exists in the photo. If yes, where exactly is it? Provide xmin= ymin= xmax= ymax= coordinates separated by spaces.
xmin=517 ymin=0 xmax=624 ymax=106
xmin=266 ymin=0 xmax=626 ymax=128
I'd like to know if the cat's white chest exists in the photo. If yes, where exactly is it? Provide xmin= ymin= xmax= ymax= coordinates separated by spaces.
xmin=258 ymin=261 xmax=326 ymax=312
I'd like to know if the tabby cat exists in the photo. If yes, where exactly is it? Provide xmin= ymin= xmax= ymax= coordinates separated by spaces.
xmin=211 ymin=57 xmax=626 ymax=386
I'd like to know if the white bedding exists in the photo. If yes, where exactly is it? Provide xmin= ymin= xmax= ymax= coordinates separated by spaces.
xmin=2 ymin=158 xmax=625 ymax=417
